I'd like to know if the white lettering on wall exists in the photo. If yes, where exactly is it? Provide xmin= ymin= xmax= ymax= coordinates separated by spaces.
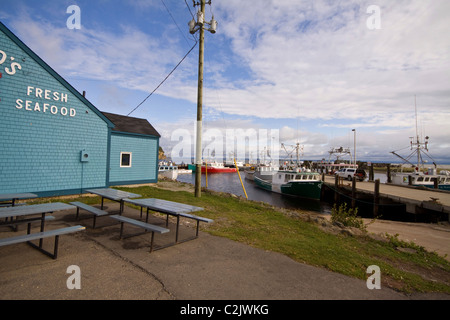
xmin=14 ymin=86 xmax=77 ymax=117
xmin=2 ymin=47 xmax=78 ymax=118
xmin=0 ymin=50 xmax=22 ymax=75
xmin=15 ymin=99 xmax=76 ymax=117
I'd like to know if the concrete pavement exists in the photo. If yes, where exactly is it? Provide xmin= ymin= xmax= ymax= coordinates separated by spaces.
xmin=0 ymin=202 xmax=448 ymax=302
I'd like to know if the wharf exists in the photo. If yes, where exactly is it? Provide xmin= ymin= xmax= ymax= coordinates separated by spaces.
xmin=322 ymin=175 xmax=450 ymax=221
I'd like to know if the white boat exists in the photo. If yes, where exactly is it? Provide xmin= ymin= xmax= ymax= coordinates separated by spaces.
xmin=244 ymin=164 xmax=278 ymax=181
xmin=188 ymin=161 xmax=237 ymax=173
xmin=389 ymin=97 xmax=450 ymax=191
xmin=158 ymin=165 xmax=179 ymax=180
xmin=177 ymin=168 xmax=192 ymax=174
xmin=390 ymin=167 xmax=450 ymax=190
xmin=225 ymin=159 xmax=244 ymax=168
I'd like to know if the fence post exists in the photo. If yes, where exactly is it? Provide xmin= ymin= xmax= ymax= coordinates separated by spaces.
xmin=334 ymin=174 xmax=339 ymax=203
xmin=373 ymin=179 xmax=380 ymax=217
xmin=352 ymin=176 xmax=356 ymax=209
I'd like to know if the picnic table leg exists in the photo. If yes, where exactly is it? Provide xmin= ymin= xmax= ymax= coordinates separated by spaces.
xmin=149 ymin=232 xmax=155 ymax=253
xmin=196 ymin=220 xmax=200 ymax=237
xmin=145 ymin=208 xmax=149 ymax=223
xmin=39 ymin=213 xmax=46 ymax=248
xmin=101 ymin=197 xmax=104 ymax=210
xmin=53 ymin=235 xmax=60 ymax=259
xmin=175 ymin=216 xmax=180 ymax=243
xmin=119 ymin=222 xmax=124 ymax=239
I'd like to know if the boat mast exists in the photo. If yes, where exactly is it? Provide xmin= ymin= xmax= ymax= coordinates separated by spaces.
xmin=409 ymin=95 xmax=430 ymax=170
xmin=415 ymin=95 xmax=420 ymax=168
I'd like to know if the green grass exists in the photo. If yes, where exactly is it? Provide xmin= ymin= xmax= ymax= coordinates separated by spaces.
xmin=29 ymin=182 xmax=450 ymax=294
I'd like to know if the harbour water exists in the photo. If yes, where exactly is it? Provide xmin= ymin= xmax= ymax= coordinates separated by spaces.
xmin=176 ymin=171 xmax=388 ymax=215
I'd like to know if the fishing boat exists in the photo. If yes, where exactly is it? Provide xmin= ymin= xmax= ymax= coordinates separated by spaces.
xmin=188 ymin=161 xmax=237 ymax=173
xmin=389 ymin=97 xmax=450 ymax=191
xmin=225 ymin=159 xmax=244 ymax=169
xmin=254 ymin=168 xmax=323 ymax=200
xmin=244 ymin=164 xmax=278 ymax=181
xmin=158 ymin=165 xmax=179 ymax=180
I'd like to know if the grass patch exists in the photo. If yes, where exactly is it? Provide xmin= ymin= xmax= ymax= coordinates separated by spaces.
xmin=28 ymin=182 xmax=450 ymax=294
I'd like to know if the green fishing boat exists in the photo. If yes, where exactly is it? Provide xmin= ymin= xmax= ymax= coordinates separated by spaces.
xmin=254 ymin=169 xmax=323 ymax=200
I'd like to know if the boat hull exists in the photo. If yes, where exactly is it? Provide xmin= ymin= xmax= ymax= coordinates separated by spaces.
xmin=188 ymin=163 xmax=237 ymax=173
xmin=254 ymin=176 xmax=322 ymax=200
xmin=391 ymin=173 xmax=450 ymax=191
xmin=158 ymin=170 xmax=178 ymax=180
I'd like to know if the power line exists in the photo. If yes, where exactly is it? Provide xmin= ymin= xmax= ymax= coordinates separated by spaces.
xmin=160 ymin=0 xmax=191 ymax=46
xmin=127 ymin=42 xmax=197 ymax=116
xmin=184 ymin=0 xmax=195 ymax=19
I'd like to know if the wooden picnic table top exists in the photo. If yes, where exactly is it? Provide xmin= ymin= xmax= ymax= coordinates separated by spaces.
xmin=0 ymin=193 xmax=38 ymax=202
xmin=124 ymin=198 xmax=204 ymax=215
xmin=85 ymin=188 xmax=141 ymax=201
xmin=0 ymin=202 xmax=75 ymax=218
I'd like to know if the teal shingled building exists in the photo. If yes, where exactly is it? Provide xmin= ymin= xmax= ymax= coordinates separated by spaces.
xmin=0 ymin=21 xmax=160 ymax=196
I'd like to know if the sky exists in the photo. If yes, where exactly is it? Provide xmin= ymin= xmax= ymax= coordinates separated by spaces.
xmin=1 ymin=0 xmax=449 ymax=164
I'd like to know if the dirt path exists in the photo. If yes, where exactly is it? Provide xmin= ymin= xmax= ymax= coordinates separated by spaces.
xmin=364 ymin=218 xmax=450 ymax=260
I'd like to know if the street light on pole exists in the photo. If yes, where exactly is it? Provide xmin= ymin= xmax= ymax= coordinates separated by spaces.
xmin=189 ymin=0 xmax=217 ymax=198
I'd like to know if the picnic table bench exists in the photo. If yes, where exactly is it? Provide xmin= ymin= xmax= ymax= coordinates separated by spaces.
xmin=0 ymin=225 xmax=85 ymax=259
xmin=124 ymin=198 xmax=213 ymax=244
xmin=110 ymin=215 xmax=169 ymax=252
xmin=0 ymin=202 xmax=84 ymax=259
xmin=69 ymin=201 xmax=109 ymax=228
xmin=85 ymin=188 xmax=141 ymax=213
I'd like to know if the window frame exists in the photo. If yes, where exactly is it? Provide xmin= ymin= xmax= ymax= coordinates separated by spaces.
xmin=120 ymin=152 xmax=132 ymax=168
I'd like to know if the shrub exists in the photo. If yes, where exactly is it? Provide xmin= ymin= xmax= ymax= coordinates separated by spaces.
xmin=331 ymin=203 xmax=366 ymax=231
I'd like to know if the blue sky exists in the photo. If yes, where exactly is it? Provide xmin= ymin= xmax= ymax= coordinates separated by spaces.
xmin=1 ymin=0 xmax=449 ymax=164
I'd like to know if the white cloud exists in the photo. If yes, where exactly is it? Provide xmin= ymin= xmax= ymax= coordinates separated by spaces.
xmin=10 ymin=14 xmax=192 ymax=94
xmin=5 ymin=1 xmax=449 ymax=163
xmin=207 ymin=0 xmax=450 ymax=124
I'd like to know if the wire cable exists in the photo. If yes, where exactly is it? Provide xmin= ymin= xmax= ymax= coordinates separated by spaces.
xmin=161 ymin=0 xmax=191 ymax=46
xmin=127 ymin=42 xmax=197 ymax=116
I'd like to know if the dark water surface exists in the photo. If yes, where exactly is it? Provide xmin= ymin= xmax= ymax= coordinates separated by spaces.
xmin=176 ymin=172 xmax=334 ymax=214
xmin=177 ymin=171 xmax=389 ymax=216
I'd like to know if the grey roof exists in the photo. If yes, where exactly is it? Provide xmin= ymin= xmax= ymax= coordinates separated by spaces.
xmin=101 ymin=112 xmax=160 ymax=137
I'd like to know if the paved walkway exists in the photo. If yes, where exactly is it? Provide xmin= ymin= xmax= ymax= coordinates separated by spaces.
xmin=0 ymin=203 xmax=448 ymax=302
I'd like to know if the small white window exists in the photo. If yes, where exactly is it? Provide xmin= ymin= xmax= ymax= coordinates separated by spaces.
xmin=120 ymin=152 xmax=132 ymax=167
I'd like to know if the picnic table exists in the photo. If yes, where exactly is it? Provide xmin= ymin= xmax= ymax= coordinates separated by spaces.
xmin=0 ymin=202 xmax=75 ymax=231
xmin=0 ymin=193 xmax=38 ymax=207
xmin=0 ymin=202 xmax=83 ymax=259
xmin=85 ymin=188 xmax=141 ymax=213
xmin=123 ymin=198 xmax=212 ymax=245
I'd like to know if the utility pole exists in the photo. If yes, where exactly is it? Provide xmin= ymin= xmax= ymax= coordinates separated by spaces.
xmin=189 ymin=0 xmax=217 ymax=198
xmin=195 ymin=1 xmax=205 ymax=198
